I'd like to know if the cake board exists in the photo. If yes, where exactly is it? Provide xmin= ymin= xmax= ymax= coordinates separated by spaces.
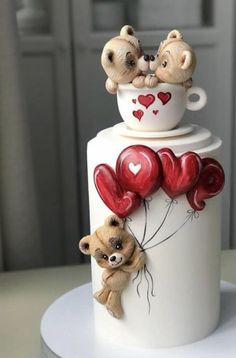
xmin=41 ymin=281 xmax=236 ymax=358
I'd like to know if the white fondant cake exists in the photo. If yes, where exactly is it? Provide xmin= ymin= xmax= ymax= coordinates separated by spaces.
xmin=81 ymin=26 xmax=226 ymax=350
xmin=87 ymin=122 xmax=222 ymax=348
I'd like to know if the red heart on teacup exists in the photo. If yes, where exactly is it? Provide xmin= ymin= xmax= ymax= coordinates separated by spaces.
xmin=153 ymin=109 xmax=159 ymax=115
xmin=94 ymin=164 xmax=141 ymax=218
xmin=157 ymin=92 xmax=171 ymax=105
xmin=158 ymin=148 xmax=202 ymax=199
xmin=133 ymin=109 xmax=144 ymax=121
xmin=132 ymin=99 xmax=137 ymax=104
xmin=138 ymin=94 xmax=155 ymax=109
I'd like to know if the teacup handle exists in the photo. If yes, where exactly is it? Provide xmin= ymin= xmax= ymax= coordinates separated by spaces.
xmin=186 ymin=86 xmax=207 ymax=111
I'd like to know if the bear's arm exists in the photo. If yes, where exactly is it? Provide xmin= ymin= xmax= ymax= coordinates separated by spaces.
xmin=121 ymin=248 xmax=145 ymax=273
xmin=132 ymin=75 xmax=146 ymax=88
xmin=102 ymin=269 xmax=129 ymax=291
xmin=145 ymin=74 xmax=158 ymax=88
xmin=183 ymin=78 xmax=192 ymax=89
xmin=105 ymin=78 xmax=118 ymax=94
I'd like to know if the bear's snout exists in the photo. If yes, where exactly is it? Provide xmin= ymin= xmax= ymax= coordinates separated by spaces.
xmin=138 ymin=55 xmax=149 ymax=72
xmin=149 ymin=55 xmax=158 ymax=71
xmin=138 ymin=54 xmax=157 ymax=72
xmin=109 ymin=253 xmax=125 ymax=268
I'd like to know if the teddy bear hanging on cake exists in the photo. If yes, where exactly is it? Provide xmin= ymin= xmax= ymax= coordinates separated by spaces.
xmin=101 ymin=27 xmax=196 ymax=93
xmin=79 ymin=215 xmax=145 ymax=319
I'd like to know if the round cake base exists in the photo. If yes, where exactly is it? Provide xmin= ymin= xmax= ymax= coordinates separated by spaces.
xmin=41 ymin=282 xmax=236 ymax=358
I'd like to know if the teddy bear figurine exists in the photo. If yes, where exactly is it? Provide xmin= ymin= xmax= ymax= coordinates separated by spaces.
xmin=79 ymin=214 xmax=145 ymax=319
xmin=101 ymin=25 xmax=146 ymax=94
xmin=147 ymin=29 xmax=196 ymax=88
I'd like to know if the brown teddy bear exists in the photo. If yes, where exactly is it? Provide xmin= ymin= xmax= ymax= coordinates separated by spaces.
xmin=147 ymin=29 xmax=196 ymax=88
xmin=101 ymin=25 xmax=146 ymax=94
xmin=79 ymin=214 xmax=145 ymax=319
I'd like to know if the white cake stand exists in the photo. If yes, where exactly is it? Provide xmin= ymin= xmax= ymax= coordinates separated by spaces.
xmin=41 ymin=281 xmax=236 ymax=358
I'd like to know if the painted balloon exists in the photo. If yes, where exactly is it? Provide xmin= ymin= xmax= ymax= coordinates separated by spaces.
xmin=186 ymin=158 xmax=225 ymax=211
xmin=158 ymin=148 xmax=202 ymax=199
xmin=116 ymin=145 xmax=162 ymax=198
xmin=94 ymin=164 xmax=141 ymax=218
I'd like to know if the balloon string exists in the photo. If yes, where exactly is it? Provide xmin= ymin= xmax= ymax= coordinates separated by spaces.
xmin=143 ymin=210 xmax=198 ymax=252
xmin=132 ymin=270 xmax=140 ymax=283
xmin=125 ymin=218 xmax=143 ymax=250
xmin=145 ymin=264 xmax=155 ymax=297
xmin=144 ymin=265 xmax=151 ymax=314
xmin=136 ymin=268 xmax=143 ymax=297
xmin=142 ymin=199 xmax=175 ymax=248
xmin=133 ymin=265 xmax=155 ymax=313
xmin=140 ymin=199 xmax=148 ymax=246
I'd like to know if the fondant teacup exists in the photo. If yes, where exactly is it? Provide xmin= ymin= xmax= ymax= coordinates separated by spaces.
xmin=117 ymin=83 xmax=207 ymax=132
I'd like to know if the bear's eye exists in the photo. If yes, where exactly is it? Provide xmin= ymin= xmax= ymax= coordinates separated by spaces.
xmin=126 ymin=53 xmax=136 ymax=68
xmin=103 ymin=254 xmax=108 ymax=260
xmin=109 ymin=237 xmax=123 ymax=250
xmin=162 ymin=60 xmax=168 ymax=68
xmin=116 ymin=243 xmax=123 ymax=250
xmin=129 ymin=60 xmax=136 ymax=67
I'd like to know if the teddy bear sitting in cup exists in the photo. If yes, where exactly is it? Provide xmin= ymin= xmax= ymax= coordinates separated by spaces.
xmin=138 ymin=29 xmax=196 ymax=88
xmin=101 ymin=25 xmax=146 ymax=94
xmin=101 ymin=27 xmax=196 ymax=93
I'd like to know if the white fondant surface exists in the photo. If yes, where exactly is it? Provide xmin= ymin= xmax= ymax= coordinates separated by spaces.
xmin=113 ymin=122 xmax=193 ymax=138
xmin=97 ymin=123 xmax=221 ymax=156
xmin=40 ymin=281 xmax=236 ymax=358
xmin=87 ymin=124 xmax=222 ymax=347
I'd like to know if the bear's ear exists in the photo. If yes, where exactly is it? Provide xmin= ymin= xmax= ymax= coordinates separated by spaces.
xmin=102 ymin=49 xmax=114 ymax=66
xmin=180 ymin=50 xmax=192 ymax=70
xmin=167 ymin=29 xmax=183 ymax=41
xmin=105 ymin=215 xmax=124 ymax=229
xmin=120 ymin=25 xmax=135 ymax=37
xmin=79 ymin=235 xmax=92 ymax=255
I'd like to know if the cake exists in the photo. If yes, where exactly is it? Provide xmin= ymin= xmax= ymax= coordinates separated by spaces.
xmin=79 ymin=26 xmax=225 ymax=348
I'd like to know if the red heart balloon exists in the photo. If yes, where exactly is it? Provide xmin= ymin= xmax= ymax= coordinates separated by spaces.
xmin=157 ymin=92 xmax=171 ymax=105
xmin=158 ymin=148 xmax=202 ymax=199
xmin=138 ymin=94 xmax=155 ymax=109
xmin=133 ymin=109 xmax=144 ymax=121
xmin=186 ymin=158 xmax=225 ymax=211
xmin=116 ymin=145 xmax=162 ymax=198
xmin=94 ymin=164 xmax=141 ymax=218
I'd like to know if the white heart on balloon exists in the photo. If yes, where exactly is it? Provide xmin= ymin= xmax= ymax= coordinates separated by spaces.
xmin=128 ymin=163 xmax=141 ymax=175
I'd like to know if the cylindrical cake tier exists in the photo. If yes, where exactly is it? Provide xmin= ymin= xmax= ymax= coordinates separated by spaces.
xmin=87 ymin=123 xmax=222 ymax=348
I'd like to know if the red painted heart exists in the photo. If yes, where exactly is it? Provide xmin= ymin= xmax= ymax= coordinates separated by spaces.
xmin=186 ymin=158 xmax=225 ymax=211
xmin=94 ymin=164 xmax=141 ymax=218
xmin=153 ymin=109 xmax=159 ymax=115
xmin=138 ymin=94 xmax=155 ymax=109
xmin=116 ymin=145 xmax=162 ymax=198
xmin=133 ymin=109 xmax=144 ymax=121
xmin=132 ymin=99 xmax=137 ymax=104
xmin=157 ymin=92 xmax=171 ymax=105
xmin=158 ymin=148 xmax=202 ymax=199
